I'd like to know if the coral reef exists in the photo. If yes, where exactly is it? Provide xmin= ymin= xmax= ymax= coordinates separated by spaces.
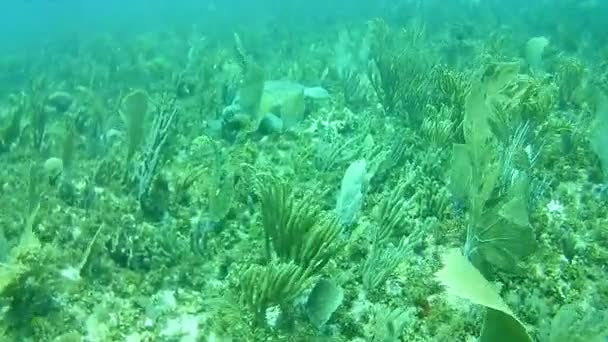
xmin=0 ymin=1 xmax=607 ymax=341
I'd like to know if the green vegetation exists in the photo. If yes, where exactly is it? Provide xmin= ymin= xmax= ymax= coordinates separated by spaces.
xmin=0 ymin=2 xmax=607 ymax=340
xmin=256 ymin=175 xmax=341 ymax=275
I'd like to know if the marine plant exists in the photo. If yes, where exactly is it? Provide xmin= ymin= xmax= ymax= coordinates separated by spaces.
xmin=367 ymin=18 xmax=432 ymax=122
xmin=371 ymin=130 xmax=414 ymax=186
xmin=540 ymin=303 xmax=608 ymax=342
xmin=238 ymin=261 xmax=310 ymax=326
xmin=525 ymin=36 xmax=550 ymax=75
xmin=554 ymin=56 xmax=587 ymax=107
xmin=306 ymin=278 xmax=344 ymax=329
xmin=589 ymin=94 xmax=608 ymax=178
xmin=233 ymin=33 xmax=266 ymax=132
xmin=420 ymin=104 xmax=460 ymax=150
xmin=0 ymin=200 xmax=65 ymax=339
xmin=435 ymin=249 xmax=533 ymax=342
xmin=0 ymin=3 xmax=606 ymax=340
xmin=120 ymin=89 xmax=148 ymax=170
xmin=361 ymin=238 xmax=410 ymax=295
xmin=256 ymin=175 xmax=341 ymax=275
xmin=451 ymin=62 xmax=536 ymax=274
xmin=369 ymin=304 xmax=411 ymax=342
xmin=26 ymin=77 xmax=51 ymax=153
xmin=429 ymin=64 xmax=471 ymax=118
xmin=135 ymin=93 xmax=178 ymax=220
xmin=494 ymin=74 xmax=557 ymax=125
xmin=336 ymin=159 xmax=367 ymax=227
xmin=371 ymin=178 xmax=419 ymax=245
xmin=0 ymin=101 xmax=23 ymax=153
xmin=361 ymin=175 xmax=425 ymax=297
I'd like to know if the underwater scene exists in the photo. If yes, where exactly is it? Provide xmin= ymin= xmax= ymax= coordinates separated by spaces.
xmin=1 ymin=0 xmax=608 ymax=341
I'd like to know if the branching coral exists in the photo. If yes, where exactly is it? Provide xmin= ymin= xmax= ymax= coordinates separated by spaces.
xmin=135 ymin=93 xmax=178 ymax=220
